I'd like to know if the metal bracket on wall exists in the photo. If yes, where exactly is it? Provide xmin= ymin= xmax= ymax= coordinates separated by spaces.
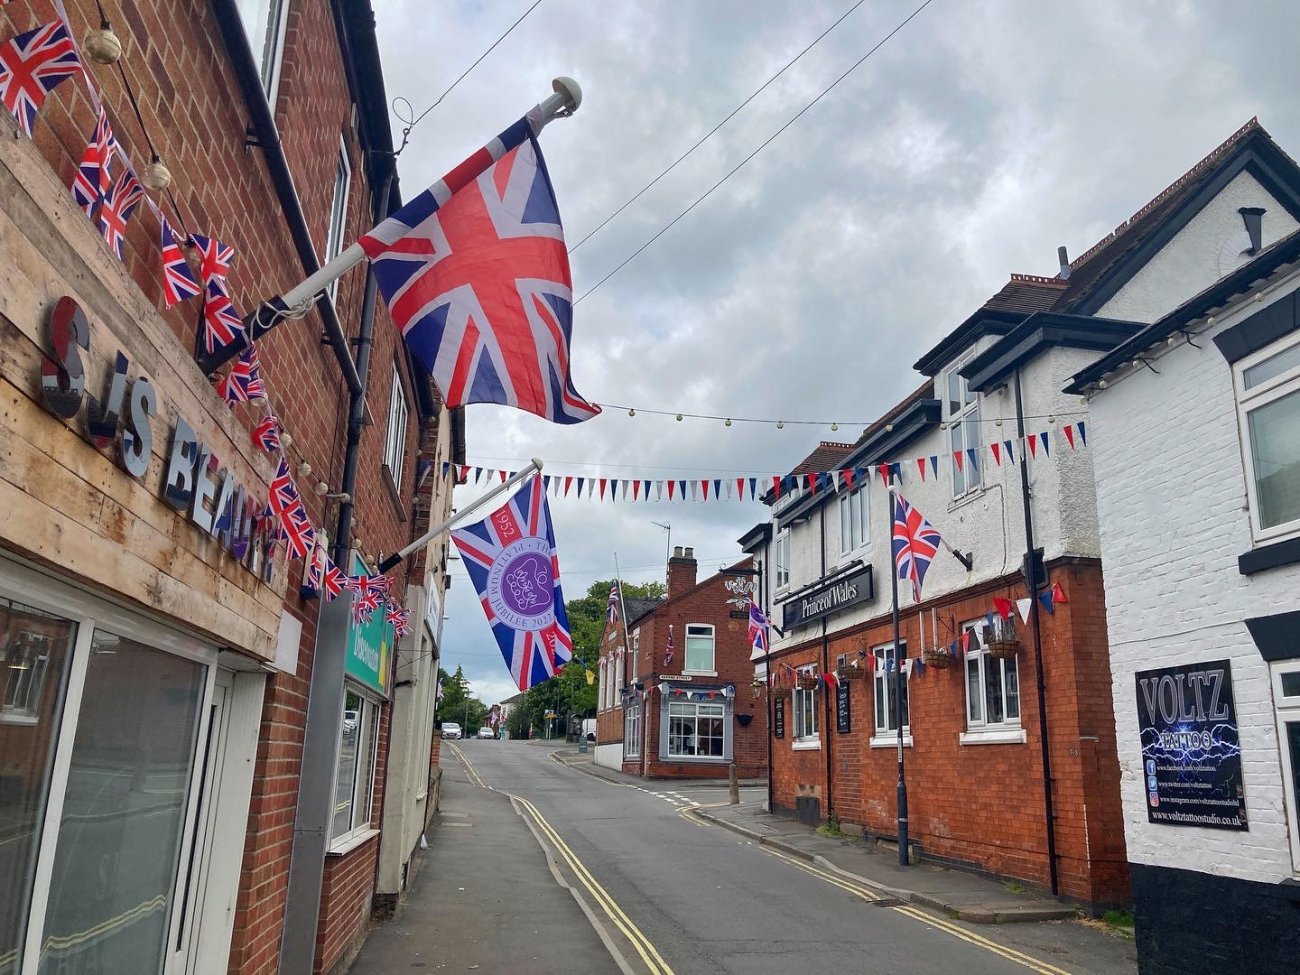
xmin=244 ymin=125 xmax=262 ymax=153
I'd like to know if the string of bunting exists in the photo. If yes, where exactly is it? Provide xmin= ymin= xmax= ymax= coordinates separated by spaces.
xmin=0 ymin=8 xmax=412 ymax=632
xmin=441 ymin=423 xmax=1086 ymax=503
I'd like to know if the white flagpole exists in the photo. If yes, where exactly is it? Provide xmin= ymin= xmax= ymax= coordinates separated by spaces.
xmin=276 ymin=78 xmax=583 ymax=315
xmin=378 ymin=458 xmax=542 ymax=573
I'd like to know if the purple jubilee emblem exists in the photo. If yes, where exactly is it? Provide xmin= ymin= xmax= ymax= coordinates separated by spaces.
xmin=486 ymin=538 xmax=556 ymax=631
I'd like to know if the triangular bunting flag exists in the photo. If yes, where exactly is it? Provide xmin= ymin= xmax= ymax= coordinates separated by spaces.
xmin=917 ymin=457 xmax=927 ymax=481
xmin=1015 ymin=597 xmax=1032 ymax=623
xmin=1004 ymin=439 xmax=1015 ymax=464
xmin=1063 ymin=424 xmax=1076 ymax=449
xmin=992 ymin=596 xmax=1013 ymax=619
xmin=991 ymin=441 xmax=1002 ymax=466
xmin=1051 ymin=580 xmax=1068 ymax=604
xmin=1078 ymin=421 xmax=1087 ymax=446
xmin=1038 ymin=588 xmax=1055 ymax=615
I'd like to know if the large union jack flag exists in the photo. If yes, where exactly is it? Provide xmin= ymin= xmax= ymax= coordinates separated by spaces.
xmin=358 ymin=111 xmax=599 ymax=425
xmin=0 ymin=21 xmax=80 ymax=137
xmin=891 ymin=491 xmax=942 ymax=602
xmin=748 ymin=598 xmax=770 ymax=659
xmin=451 ymin=473 xmax=573 ymax=690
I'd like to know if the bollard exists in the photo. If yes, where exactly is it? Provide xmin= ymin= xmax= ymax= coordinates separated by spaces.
xmin=728 ymin=762 xmax=739 ymax=805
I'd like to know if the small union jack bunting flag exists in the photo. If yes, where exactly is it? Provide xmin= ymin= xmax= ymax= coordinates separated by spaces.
xmin=188 ymin=234 xmax=235 ymax=283
xmin=215 ymin=344 xmax=266 ymax=404
xmin=386 ymin=604 xmax=412 ymax=638
xmin=0 ymin=21 xmax=80 ymax=137
xmin=71 ymin=104 xmax=116 ymax=215
xmin=160 ymin=216 xmax=201 ymax=306
xmin=351 ymin=589 xmax=381 ymax=625
xmin=252 ymin=415 xmax=281 ymax=453
xmin=97 ymin=169 xmax=143 ymax=260
xmin=268 ymin=458 xmax=314 ymax=559
xmin=201 ymin=279 xmax=247 ymax=356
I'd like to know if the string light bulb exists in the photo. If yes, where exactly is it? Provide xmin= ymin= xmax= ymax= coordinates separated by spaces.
xmin=1098 ymin=379 xmax=1108 ymax=390
xmin=627 ymin=408 xmax=635 ymax=417
xmin=724 ymin=418 xmax=732 ymax=427
xmin=1167 ymin=335 xmax=1177 ymax=347
xmin=314 ymin=481 xmax=329 ymax=496
xmin=142 ymin=156 xmax=172 ymax=191
xmin=84 ymin=23 xmax=123 ymax=65
xmin=675 ymin=413 xmax=683 ymax=422
xmin=280 ymin=432 xmax=294 ymax=450
xmin=1048 ymin=415 xmax=1056 ymax=424
xmin=830 ymin=422 xmax=838 ymax=431
xmin=995 ymin=418 xmax=1002 ymax=427
xmin=297 ymin=461 xmax=312 ymax=478
xmin=776 ymin=420 xmax=784 ymax=430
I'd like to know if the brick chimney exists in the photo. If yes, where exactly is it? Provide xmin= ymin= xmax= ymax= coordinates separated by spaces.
xmin=667 ymin=545 xmax=697 ymax=600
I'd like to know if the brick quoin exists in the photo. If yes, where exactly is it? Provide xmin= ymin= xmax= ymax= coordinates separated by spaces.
xmin=767 ymin=561 xmax=1128 ymax=907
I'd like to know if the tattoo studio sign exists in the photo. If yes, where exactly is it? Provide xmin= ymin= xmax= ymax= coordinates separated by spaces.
xmin=1135 ymin=659 xmax=1247 ymax=830
xmin=39 ymin=296 xmax=275 ymax=582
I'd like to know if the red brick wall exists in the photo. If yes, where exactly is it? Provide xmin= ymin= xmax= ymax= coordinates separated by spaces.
xmin=0 ymin=2 xmax=422 ymax=970
xmin=767 ymin=561 xmax=1128 ymax=906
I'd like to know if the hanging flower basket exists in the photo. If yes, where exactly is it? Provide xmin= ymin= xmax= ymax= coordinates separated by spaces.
xmin=838 ymin=662 xmax=865 ymax=681
xmin=796 ymin=674 xmax=820 ymax=690
xmin=921 ymin=646 xmax=953 ymax=669
xmin=984 ymin=617 xmax=1019 ymax=659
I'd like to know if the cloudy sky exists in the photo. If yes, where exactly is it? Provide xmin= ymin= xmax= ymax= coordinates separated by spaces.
xmin=373 ymin=0 xmax=1300 ymax=705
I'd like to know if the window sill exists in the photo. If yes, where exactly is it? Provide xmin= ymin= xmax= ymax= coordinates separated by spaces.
xmin=661 ymin=754 xmax=730 ymax=763
xmin=683 ymin=670 xmax=718 ymax=678
xmin=870 ymin=733 xmax=913 ymax=748
xmin=327 ymin=827 xmax=380 ymax=856
xmin=948 ymin=487 xmax=986 ymax=514
xmin=792 ymin=738 xmax=821 ymax=751
xmin=1239 ymin=535 xmax=1300 ymax=575
xmin=960 ymin=726 xmax=1027 ymax=746
xmin=0 ymin=712 xmax=39 ymax=726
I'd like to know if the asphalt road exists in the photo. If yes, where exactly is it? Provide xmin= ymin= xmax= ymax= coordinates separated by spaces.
xmin=452 ymin=738 xmax=1137 ymax=975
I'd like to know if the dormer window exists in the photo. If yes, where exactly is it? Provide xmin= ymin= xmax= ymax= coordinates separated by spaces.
xmin=944 ymin=358 xmax=982 ymax=499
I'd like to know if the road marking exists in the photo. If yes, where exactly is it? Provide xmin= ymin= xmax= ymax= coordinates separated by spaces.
xmin=448 ymin=742 xmax=486 ymax=788
xmin=887 ymin=905 xmax=1074 ymax=975
xmin=761 ymin=846 xmax=883 ymax=903
xmin=514 ymin=794 xmax=677 ymax=975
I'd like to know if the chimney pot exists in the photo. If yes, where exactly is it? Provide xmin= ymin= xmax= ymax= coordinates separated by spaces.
xmin=673 ymin=545 xmax=683 ymax=558
xmin=1057 ymin=245 xmax=1070 ymax=280
xmin=684 ymin=546 xmax=694 ymax=559
xmin=666 ymin=544 xmax=698 ymax=599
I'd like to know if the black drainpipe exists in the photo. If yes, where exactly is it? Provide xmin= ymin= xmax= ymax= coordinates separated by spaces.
xmin=819 ymin=503 xmax=832 ymax=821
xmin=331 ymin=164 xmax=392 ymax=563
xmin=1014 ymin=368 xmax=1059 ymax=896
xmin=206 ymin=0 xmax=362 ymax=396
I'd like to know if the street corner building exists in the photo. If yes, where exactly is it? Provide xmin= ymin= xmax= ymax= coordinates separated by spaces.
xmin=595 ymin=547 xmax=769 ymax=780
xmin=0 ymin=3 xmax=456 ymax=974
xmin=1065 ymin=125 xmax=1300 ymax=973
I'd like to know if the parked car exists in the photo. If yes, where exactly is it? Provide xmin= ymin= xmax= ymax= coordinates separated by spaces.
xmin=441 ymin=722 xmax=462 ymax=740
xmin=477 ymin=726 xmax=496 ymax=739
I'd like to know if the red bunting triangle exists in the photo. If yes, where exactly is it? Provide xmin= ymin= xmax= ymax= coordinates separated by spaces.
xmin=668 ymin=480 xmax=676 ymax=500
xmin=991 ymin=442 xmax=1002 ymax=466
xmin=1063 ymin=425 xmax=1076 ymax=449
xmin=953 ymin=450 xmax=964 ymax=472
xmin=564 ymin=476 xmax=573 ymax=497
xmin=1027 ymin=433 xmax=1038 ymax=459
xmin=598 ymin=478 xmax=607 ymax=500
xmin=632 ymin=480 xmax=640 ymax=501
xmin=702 ymin=479 xmax=710 ymax=501
xmin=772 ymin=476 xmax=781 ymax=498
xmin=917 ymin=458 xmax=926 ymax=481
xmin=1051 ymin=580 xmax=1068 ymax=604
xmin=499 ymin=470 xmax=507 ymax=483
xmin=736 ymin=477 xmax=745 ymax=500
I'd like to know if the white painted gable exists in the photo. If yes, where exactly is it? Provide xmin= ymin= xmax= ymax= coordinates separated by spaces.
xmin=1098 ymin=171 xmax=1299 ymax=324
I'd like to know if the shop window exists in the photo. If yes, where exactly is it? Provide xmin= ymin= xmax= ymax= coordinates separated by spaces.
xmin=960 ymin=620 xmax=1023 ymax=744
xmin=384 ymin=363 xmax=410 ymax=488
xmin=774 ymin=529 xmax=790 ymax=591
xmin=944 ymin=358 xmax=982 ymax=499
xmin=666 ymin=701 xmax=726 ymax=759
xmin=39 ymin=630 xmax=206 ymax=974
xmin=684 ymin=624 xmax=715 ymax=674
xmin=793 ymin=666 xmax=819 ymax=746
xmin=330 ymin=689 xmax=380 ymax=847
xmin=839 ymin=487 xmax=868 ymax=555
xmin=0 ymin=601 xmax=76 ymax=970
xmin=1234 ymin=332 xmax=1300 ymax=543
xmin=872 ymin=642 xmax=910 ymax=744
xmin=324 ymin=138 xmax=352 ymax=300
xmin=235 ymin=0 xmax=290 ymax=101
xmin=624 ymin=701 xmax=641 ymax=759
xmin=1273 ymin=660 xmax=1300 ymax=874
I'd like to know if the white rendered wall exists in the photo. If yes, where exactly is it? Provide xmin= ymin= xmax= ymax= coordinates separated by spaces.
xmin=1099 ymin=172 xmax=1298 ymax=324
xmin=594 ymin=743 xmax=624 ymax=771
xmin=1087 ymin=269 xmax=1300 ymax=883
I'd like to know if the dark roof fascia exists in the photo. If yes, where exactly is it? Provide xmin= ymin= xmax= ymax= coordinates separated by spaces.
xmin=1065 ymin=229 xmax=1300 ymax=392
xmin=962 ymin=313 xmax=1146 ymax=393
xmin=737 ymin=522 xmax=772 ymax=553
xmin=842 ymin=398 xmax=942 ymax=469
xmin=1068 ymin=137 xmax=1300 ymax=317
xmin=912 ymin=308 xmax=1024 ymax=377
xmin=333 ymin=1 xmax=401 ymax=208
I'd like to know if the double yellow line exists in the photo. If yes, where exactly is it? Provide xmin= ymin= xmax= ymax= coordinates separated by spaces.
xmin=763 ymin=847 xmax=1072 ymax=975
xmin=451 ymin=742 xmax=675 ymax=974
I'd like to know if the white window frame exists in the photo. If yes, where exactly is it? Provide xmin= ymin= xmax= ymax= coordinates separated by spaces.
xmin=943 ymin=357 xmax=983 ymax=500
xmin=792 ymin=665 xmax=820 ymax=748
xmin=384 ymin=363 xmax=410 ymax=489
xmin=683 ymin=623 xmax=716 ymax=676
xmin=871 ymin=641 xmax=912 ymax=747
xmin=324 ymin=137 xmax=352 ymax=301
xmin=236 ymin=0 xmax=291 ymax=105
xmin=665 ymin=700 xmax=727 ymax=759
xmin=328 ymin=686 xmax=381 ymax=852
xmin=1234 ymin=330 xmax=1300 ymax=544
xmin=839 ymin=487 xmax=869 ymax=556
xmin=774 ymin=529 xmax=791 ymax=592
xmin=624 ymin=699 xmax=641 ymax=758
xmin=1272 ymin=659 xmax=1300 ymax=875
xmin=959 ymin=620 xmax=1025 ymax=745
xmin=597 ymin=662 xmax=607 ymax=712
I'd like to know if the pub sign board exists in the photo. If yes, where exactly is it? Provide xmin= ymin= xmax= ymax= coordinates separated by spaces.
xmin=781 ymin=566 xmax=874 ymax=630
xmin=835 ymin=681 xmax=850 ymax=734
xmin=1135 ymin=659 xmax=1247 ymax=830
xmin=773 ymin=695 xmax=785 ymax=739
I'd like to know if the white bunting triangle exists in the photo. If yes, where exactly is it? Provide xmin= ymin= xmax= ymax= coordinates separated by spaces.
xmin=1016 ymin=598 xmax=1032 ymax=623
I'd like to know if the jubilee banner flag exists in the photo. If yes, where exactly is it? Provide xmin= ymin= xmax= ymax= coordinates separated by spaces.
xmin=451 ymin=474 xmax=574 ymax=691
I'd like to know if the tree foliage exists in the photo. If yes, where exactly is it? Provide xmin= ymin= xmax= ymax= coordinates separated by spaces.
xmin=505 ymin=578 xmax=664 ymax=738
xmin=437 ymin=664 xmax=490 ymax=733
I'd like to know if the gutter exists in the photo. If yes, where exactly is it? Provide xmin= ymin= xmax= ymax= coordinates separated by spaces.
xmin=208 ymin=0 xmax=363 ymax=399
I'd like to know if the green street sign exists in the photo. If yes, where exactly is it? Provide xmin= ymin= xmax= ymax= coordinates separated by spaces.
xmin=345 ymin=553 xmax=393 ymax=697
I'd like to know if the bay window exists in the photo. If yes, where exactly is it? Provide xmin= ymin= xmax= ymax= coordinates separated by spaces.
xmin=666 ymin=700 xmax=725 ymax=759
